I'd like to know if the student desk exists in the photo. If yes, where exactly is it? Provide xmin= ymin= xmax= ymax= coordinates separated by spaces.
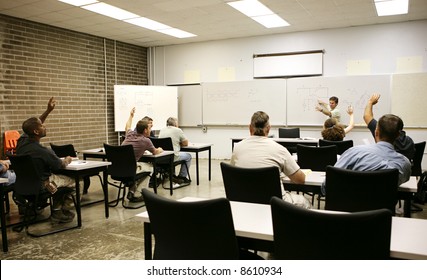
xmin=56 ymin=160 xmax=111 ymax=227
xmin=283 ymin=172 xmax=418 ymax=218
xmin=137 ymin=197 xmax=427 ymax=260
xmin=231 ymin=137 xmax=318 ymax=151
xmin=180 ymin=143 xmax=213 ymax=185
xmin=81 ymin=148 xmax=176 ymax=195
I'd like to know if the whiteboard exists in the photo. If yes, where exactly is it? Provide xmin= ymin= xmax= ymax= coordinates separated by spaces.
xmin=202 ymin=79 xmax=287 ymax=125
xmin=114 ymin=85 xmax=178 ymax=131
xmin=254 ymin=52 xmax=323 ymax=78
xmin=178 ymin=84 xmax=202 ymax=127
xmin=391 ymin=72 xmax=427 ymax=127
xmin=287 ymin=75 xmax=391 ymax=126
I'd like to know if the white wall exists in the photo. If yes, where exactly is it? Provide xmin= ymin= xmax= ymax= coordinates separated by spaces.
xmin=151 ymin=20 xmax=427 ymax=169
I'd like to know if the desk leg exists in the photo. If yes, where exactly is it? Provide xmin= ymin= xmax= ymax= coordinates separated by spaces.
xmin=152 ymin=161 xmax=158 ymax=194
xmin=195 ymin=151 xmax=200 ymax=185
xmin=208 ymin=147 xmax=211 ymax=181
xmin=102 ymin=170 xmax=109 ymax=218
xmin=74 ymin=175 xmax=82 ymax=228
xmin=403 ymin=198 xmax=412 ymax=218
xmin=144 ymin=222 xmax=152 ymax=260
xmin=1 ymin=190 xmax=8 ymax=252
xmin=169 ymin=155 xmax=173 ymax=196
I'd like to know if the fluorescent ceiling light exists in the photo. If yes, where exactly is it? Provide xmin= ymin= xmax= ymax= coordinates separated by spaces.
xmin=374 ymin=0 xmax=409 ymax=16
xmin=124 ymin=17 xmax=171 ymax=31
xmin=157 ymin=28 xmax=196 ymax=38
xmin=252 ymin=14 xmax=289 ymax=28
xmin=81 ymin=2 xmax=139 ymax=20
xmin=227 ymin=0 xmax=290 ymax=28
xmin=58 ymin=0 xmax=98 ymax=6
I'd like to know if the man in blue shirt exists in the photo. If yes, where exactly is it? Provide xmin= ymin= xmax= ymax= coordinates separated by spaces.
xmin=334 ymin=114 xmax=412 ymax=186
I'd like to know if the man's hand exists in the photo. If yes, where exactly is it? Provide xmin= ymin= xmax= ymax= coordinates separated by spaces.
xmin=47 ymin=97 xmax=56 ymax=112
xmin=369 ymin=93 xmax=381 ymax=105
xmin=130 ymin=107 xmax=135 ymax=118
xmin=347 ymin=105 xmax=353 ymax=115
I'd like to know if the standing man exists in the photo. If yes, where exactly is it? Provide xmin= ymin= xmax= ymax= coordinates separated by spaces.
xmin=16 ymin=97 xmax=77 ymax=223
xmin=316 ymin=96 xmax=341 ymax=122
xmin=363 ymin=93 xmax=415 ymax=161
xmin=122 ymin=108 xmax=164 ymax=202
xmin=158 ymin=117 xmax=192 ymax=184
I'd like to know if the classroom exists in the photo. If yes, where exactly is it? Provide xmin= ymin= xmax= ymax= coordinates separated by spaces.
xmin=1 ymin=0 xmax=427 ymax=268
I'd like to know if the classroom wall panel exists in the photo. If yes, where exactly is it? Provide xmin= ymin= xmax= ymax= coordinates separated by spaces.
xmin=178 ymin=84 xmax=203 ymax=127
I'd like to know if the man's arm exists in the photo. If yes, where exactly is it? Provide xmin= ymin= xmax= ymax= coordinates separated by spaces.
xmin=125 ymin=107 xmax=135 ymax=132
xmin=152 ymin=147 xmax=164 ymax=155
xmin=288 ymin=169 xmax=306 ymax=184
xmin=363 ymin=93 xmax=380 ymax=125
xmin=316 ymin=99 xmax=332 ymax=117
xmin=39 ymin=97 xmax=56 ymax=124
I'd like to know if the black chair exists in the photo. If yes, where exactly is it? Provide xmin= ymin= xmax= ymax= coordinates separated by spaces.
xmin=220 ymin=162 xmax=282 ymax=204
xmin=141 ymin=189 xmax=262 ymax=260
xmin=103 ymin=143 xmax=150 ymax=209
xmin=50 ymin=143 xmax=102 ymax=194
xmin=1 ymin=183 xmax=14 ymax=252
xmin=411 ymin=141 xmax=426 ymax=177
xmin=324 ymin=166 xmax=399 ymax=215
xmin=278 ymin=127 xmax=300 ymax=138
xmin=319 ymin=139 xmax=353 ymax=155
xmin=278 ymin=127 xmax=300 ymax=153
xmin=9 ymin=154 xmax=78 ymax=237
xmin=149 ymin=137 xmax=191 ymax=188
xmin=296 ymin=144 xmax=337 ymax=206
xmin=271 ymin=197 xmax=392 ymax=260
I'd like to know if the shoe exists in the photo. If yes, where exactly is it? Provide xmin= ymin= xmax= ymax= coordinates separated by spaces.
xmin=51 ymin=210 xmax=74 ymax=223
xmin=172 ymin=175 xmax=184 ymax=184
xmin=178 ymin=176 xmax=191 ymax=184
xmin=127 ymin=192 xmax=144 ymax=203
xmin=62 ymin=209 xmax=75 ymax=219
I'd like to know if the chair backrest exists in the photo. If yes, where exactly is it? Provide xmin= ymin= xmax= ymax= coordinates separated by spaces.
xmin=149 ymin=137 xmax=174 ymax=151
xmin=278 ymin=127 xmax=300 ymax=138
xmin=141 ymin=189 xmax=239 ymax=260
xmin=319 ymin=139 xmax=353 ymax=155
xmin=9 ymin=155 xmax=43 ymax=196
xmin=50 ymin=143 xmax=77 ymax=158
xmin=4 ymin=130 xmax=20 ymax=155
xmin=220 ymin=162 xmax=282 ymax=204
xmin=324 ymin=166 xmax=399 ymax=214
xmin=270 ymin=197 xmax=392 ymax=260
xmin=297 ymin=144 xmax=337 ymax=171
xmin=103 ymin=143 xmax=137 ymax=182
xmin=411 ymin=141 xmax=426 ymax=176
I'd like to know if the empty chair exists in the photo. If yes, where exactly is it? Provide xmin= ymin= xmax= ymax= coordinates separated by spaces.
xmin=9 ymin=154 xmax=77 ymax=237
xmin=297 ymin=144 xmax=337 ymax=171
xmin=4 ymin=130 xmax=20 ymax=156
xmin=278 ymin=127 xmax=300 ymax=138
xmin=103 ymin=143 xmax=150 ymax=209
xmin=149 ymin=137 xmax=191 ymax=187
xmin=142 ymin=189 xmax=261 ymax=260
xmin=220 ymin=162 xmax=282 ymax=204
xmin=324 ymin=166 xmax=399 ymax=214
xmin=271 ymin=197 xmax=392 ymax=260
xmin=319 ymin=139 xmax=353 ymax=155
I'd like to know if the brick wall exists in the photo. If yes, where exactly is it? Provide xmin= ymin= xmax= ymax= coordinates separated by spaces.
xmin=0 ymin=14 xmax=148 ymax=157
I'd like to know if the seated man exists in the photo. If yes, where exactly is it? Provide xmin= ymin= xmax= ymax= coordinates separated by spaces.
xmin=16 ymin=97 xmax=79 ymax=223
xmin=0 ymin=160 xmax=16 ymax=186
xmin=332 ymin=114 xmax=411 ymax=190
xmin=158 ymin=117 xmax=192 ymax=184
xmin=231 ymin=111 xmax=310 ymax=208
xmin=122 ymin=108 xmax=163 ymax=202
xmin=364 ymin=93 xmax=415 ymax=161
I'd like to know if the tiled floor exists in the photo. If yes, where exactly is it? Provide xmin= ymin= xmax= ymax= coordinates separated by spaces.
xmin=1 ymin=159 xmax=426 ymax=260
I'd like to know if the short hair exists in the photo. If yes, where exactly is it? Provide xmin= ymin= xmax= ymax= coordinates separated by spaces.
xmin=250 ymin=111 xmax=269 ymax=136
xmin=377 ymin=114 xmax=402 ymax=143
xmin=329 ymin=96 xmax=339 ymax=104
xmin=135 ymin=119 xmax=150 ymax=134
xmin=22 ymin=117 xmax=40 ymax=136
xmin=322 ymin=118 xmax=345 ymax=141
xmin=166 ymin=117 xmax=178 ymax=127
xmin=142 ymin=116 xmax=153 ymax=122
